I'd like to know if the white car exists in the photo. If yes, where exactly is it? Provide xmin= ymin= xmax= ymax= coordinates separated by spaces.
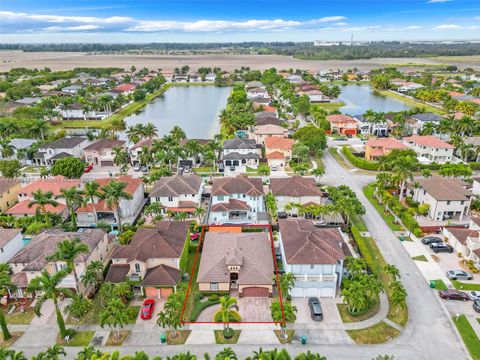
xmin=271 ymin=165 xmax=277 ymax=171
xmin=468 ymin=291 xmax=480 ymax=301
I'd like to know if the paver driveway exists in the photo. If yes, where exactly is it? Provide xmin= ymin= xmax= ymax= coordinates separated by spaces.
xmin=237 ymin=297 xmax=272 ymax=322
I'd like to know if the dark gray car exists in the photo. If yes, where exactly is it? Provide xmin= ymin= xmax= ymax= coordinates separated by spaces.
xmin=308 ymin=297 xmax=323 ymax=321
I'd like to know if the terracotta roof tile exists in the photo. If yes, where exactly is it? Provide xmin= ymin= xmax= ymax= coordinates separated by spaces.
xmin=212 ymin=177 xmax=263 ymax=197
xmin=404 ymin=135 xmax=454 ymax=149
xmin=270 ymin=176 xmax=323 ymax=197
xmin=141 ymin=264 xmax=181 ymax=286
xmin=5 ymin=201 xmax=66 ymax=216
xmin=18 ymin=176 xmax=80 ymax=197
xmin=265 ymin=137 xmax=294 ymax=150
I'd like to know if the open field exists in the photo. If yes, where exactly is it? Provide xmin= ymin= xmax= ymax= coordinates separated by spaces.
xmin=1 ymin=51 xmax=479 ymax=72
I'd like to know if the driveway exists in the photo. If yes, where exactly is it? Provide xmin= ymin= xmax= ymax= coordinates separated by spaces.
xmin=292 ymin=297 xmax=343 ymax=328
xmin=237 ymin=297 xmax=272 ymax=322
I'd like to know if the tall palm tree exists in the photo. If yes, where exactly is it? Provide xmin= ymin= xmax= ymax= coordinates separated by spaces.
xmin=270 ymin=301 xmax=296 ymax=339
xmin=81 ymin=260 xmax=104 ymax=294
xmin=56 ymin=187 xmax=85 ymax=229
xmin=138 ymin=145 xmax=154 ymax=169
xmin=109 ymin=118 xmax=126 ymax=139
xmin=112 ymin=147 xmax=129 ymax=171
xmin=0 ymin=140 xmax=14 ymax=159
xmin=99 ymin=298 xmax=130 ymax=340
xmin=84 ymin=181 xmax=101 ymax=223
xmin=0 ymin=264 xmax=14 ymax=341
xmin=47 ymin=237 xmax=90 ymax=293
xmin=100 ymin=181 xmax=133 ymax=233
xmin=27 ymin=269 xmax=73 ymax=339
xmin=170 ymin=126 xmax=186 ymax=142
xmin=28 ymin=190 xmax=58 ymax=226
xmin=214 ymin=296 xmax=238 ymax=336
xmin=143 ymin=123 xmax=158 ymax=138
xmin=384 ymin=264 xmax=400 ymax=281
xmin=392 ymin=156 xmax=417 ymax=200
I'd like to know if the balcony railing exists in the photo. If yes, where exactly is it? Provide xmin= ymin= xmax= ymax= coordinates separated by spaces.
xmin=294 ymin=274 xmax=337 ymax=282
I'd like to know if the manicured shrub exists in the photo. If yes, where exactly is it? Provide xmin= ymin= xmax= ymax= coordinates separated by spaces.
xmin=342 ymin=146 xmax=380 ymax=171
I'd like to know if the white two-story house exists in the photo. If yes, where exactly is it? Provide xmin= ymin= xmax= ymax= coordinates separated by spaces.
xmin=352 ymin=114 xmax=389 ymax=137
xmin=278 ymin=219 xmax=348 ymax=298
xmin=149 ymin=174 xmax=203 ymax=214
xmin=209 ymin=176 xmax=266 ymax=224
xmin=220 ymin=138 xmax=261 ymax=176
xmin=403 ymin=135 xmax=455 ymax=164
xmin=270 ymin=176 xmax=325 ymax=214
xmin=33 ymin=137 xmax=89 ymax=166
xmin=410 ymin=176 xmax=473 ymax=221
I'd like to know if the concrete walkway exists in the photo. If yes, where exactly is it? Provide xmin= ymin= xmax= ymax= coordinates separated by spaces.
xmin=466 ymin=315 xmax=480 ymax=337
xmin=342 ymin=293 xmax=391 ymax=331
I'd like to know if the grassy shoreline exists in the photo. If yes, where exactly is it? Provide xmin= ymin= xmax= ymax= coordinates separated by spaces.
xmin=376 ymin=90 xmax=445 ymax=114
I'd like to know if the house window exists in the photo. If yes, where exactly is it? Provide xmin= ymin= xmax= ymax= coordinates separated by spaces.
xmin=447 ymin=201 xmax=451 ymax=205
xmin=243 ymin=194 xmax=246 ymax=198
xmin=310 ymin=264 xmax=314 ymax=269
xmin=135 ymin=263 xmax=141 ymax=273
xmin=217 ymin=195 xmax=224 ymax=201
xmin=210 ymin=283 xmax=219 ymax=291
xmin=168 ymin=197 xmax=173 ymax=202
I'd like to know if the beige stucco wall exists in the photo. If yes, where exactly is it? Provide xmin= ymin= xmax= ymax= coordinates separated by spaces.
xmin=0 ymin=182 xmax=20 ymax=213
xmin=239 ymin=284 xmax=273 ymax=294
xmin=198 ymin=282 xmax=230 ymax=292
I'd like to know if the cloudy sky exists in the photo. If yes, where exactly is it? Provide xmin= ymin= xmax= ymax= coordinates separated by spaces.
xmin=1 ymin=0 xmax=479 ymax=43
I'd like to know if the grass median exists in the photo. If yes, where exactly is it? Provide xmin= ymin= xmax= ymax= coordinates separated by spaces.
xmin=363 ymin=184 xmax=402 ymax=232
xmin=453 ymin=314 xmax=480 ymax=360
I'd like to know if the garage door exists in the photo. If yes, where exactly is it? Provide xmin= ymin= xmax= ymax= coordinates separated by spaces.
xmin=100 ymin=160 xmax=114 ymax=166
xmin=144 ymin=287 xmax=159 ymax=298
xmin=343 ymin=129 xmax=357 ymax=135
xmin=291 ymin=287 xmax=335 ymax=298
xmin=291 ymin=287 xmax=305 ymax=298
xmin=160 ymin=288 xmax=173 ymax=298
xmin=242 ymin=287 xmax=269 ymax=297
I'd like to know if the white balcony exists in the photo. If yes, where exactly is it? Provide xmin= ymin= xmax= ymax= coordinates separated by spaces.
xmin=294 ymin=273 xmax=337 ymax=283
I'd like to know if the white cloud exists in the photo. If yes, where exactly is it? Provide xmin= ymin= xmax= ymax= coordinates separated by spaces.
xmin=0 ymin=10 xmax=347 ymax=34
xmin=434 ymin=24 xmax=479 ymax=30
xmin=427 ymin=0 xmax=452 ymax=3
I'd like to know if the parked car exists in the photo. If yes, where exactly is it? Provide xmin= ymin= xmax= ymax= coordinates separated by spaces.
xmin=84 ymin=165 xmax=93 ymax=173
xmin=468 ymin=291 xmax=480 ymax=301
xmin=446 ymin=269 xmax=473 ymax=281
xmin=308 ymin=297 xmax=323 ymax=321
xmin=271 ymin=165 xmax=277 ymax=171
xmin=133 ymin=164 xmax=141 ymax=172
xmin=277 ymin=212 xmax=288 ymax=219
xmin=430 ymin=243 xmax=453 ymax=253
xmin=140 ymin=166 xmax=148 ymax=172
xmin=474 ymin=299 xmax=480 ymax=313
xmin=421 ymin=236 xmax=443 ymax=245
xmin=439 ymin=289 xmax=469 ymax=301
xmin=140 ymin=298 xmax=155 ymax=319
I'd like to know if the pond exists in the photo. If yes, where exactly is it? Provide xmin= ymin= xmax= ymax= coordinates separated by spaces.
xmin=125 ymin=85 xmax=231 ymax=139
xmin=338 ymin=84 xmax=411 ymax=115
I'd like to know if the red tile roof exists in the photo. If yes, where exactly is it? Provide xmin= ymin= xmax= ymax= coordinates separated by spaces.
xmin=113 ymin=83 xmax=136 ymax=92
xmin=326 ymin=114 xmax=356 ymax=123
xmin=366 ymin=138 xmax=408 ymax=150
xmin=5 ymin=200 xmax=66 ymax=215
xmin=266 ymin=151 xmax=286 ymax=159
xmin=265 ymin=136 xmax=294 ymax=150
xmin=211 ymin=199 xmax=250 ymax=212
xmin=18 ymin=176 xmax=80 ymax=197
xmin=404 ymin=135 xmax=454 ymax=149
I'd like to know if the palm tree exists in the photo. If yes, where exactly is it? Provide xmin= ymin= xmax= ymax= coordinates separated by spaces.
xmin=45 ymin=344 xmax=66 ymax=360
xmin=109 ymin=118 xmax=126 ymax=139
xmin=100 ymin=298 xmax=130 ymax=340
xmin=194 ymin=207 xmax=205 ymax=220
xmin=64 ymin=294 xmax=91 ymax=321
xmin=81 ymin=260 xmax=104 ymax=294
xmin=157 ymin=296 xmax=182 ymax=339
xmin=56 ymin=187 xmax=85 ymax=229
xmin=27 ymin=269 xmax=73 ymax=339
xmin=1 ymin=349 xmax=28 ymax=360
xmin=185 ymin=140 xmax=204 ymax=163
xmin=295 ymin=351 xmax=326 ymax=360
xmin=216 ymin=347 xmax=237 ymax=360
xmin=47 ymin=237 xmax=90 ymax=293
xmin=84 ymin=181 xmax=101 ymax=222
xmin=270 ymin=301 xmax=296 ymax=339
xmin=311 ymin=167 xmax=325 ymax=183
xmin=392 ymin=156 xmax=417 ymax=200
xmin=100 ymin=181 xmax=133 ymax=233
xmin=138 ymin=145 xmax=154 ymax=169
xmin=28 ymin=120 xmax=48 ymax=140
xmin=277 ymin=272 xmax=295 ymax=300
xmin=390 ymin=280 xmax=408 ymax=307
xmin=112 ymin=146 xmax=129 ymax=171
xmin=384 ymin=264 xmax=400 ymax=281
xmin=0 ymin=263 xmax=14 ymax=341
xmin=28 ymin=190 xmax=58 ymax=226
xmin=170 ymin=126 xmax=186 ymax=141
xmin=75 ymin=345 xmax=102 ymax=360
xmin=0 ymin=140 xmax=14 ymax=158
xmin=144 ymin=123 xmax=158 ymax=138
xmin=214 ymin=296 xmax=238 ymax=337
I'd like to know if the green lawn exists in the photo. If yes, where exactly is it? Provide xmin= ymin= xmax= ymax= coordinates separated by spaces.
xmin=363 ymin=184 xmax=402 ymax=232
xmin=273 ymin=330 xmax=295 ymax=344
xmin=453 ymin=315 xmax=480 ymax=360
xmin=214 ymin=330 xmax=241 ymax=344
xmin=314 ymin=102 xmax=345 ymax=112
xmin=166 ymin=330 xmax=191 ymax=345
xmin=431 ymin=279 xmax=448 ymax=290
xmin=346 ymin=321 xmax=400 ymax=344
xmin=58 ymin=331 xmax=95 ymax=346
xmin=0 ymin=331 xmax=23 ymax=347
xmin=182 ymin=247 xmax=201 ymax=321
xmin=5 ymin=309 xmax=36 ymax=325
xmin=66 ymin=296 xmax=139 ymax=325
xmin=337 ymin=301 xmax=380 ymax=323
xmin=452 ymin=280 xmax=480 ymax=291
xmin=412 ymin=255 xmax=428 ymax=262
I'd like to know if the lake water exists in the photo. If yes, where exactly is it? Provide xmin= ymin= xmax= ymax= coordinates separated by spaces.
xmin=338 ymin=84 xmax=411 ymax=115
xmin=125 ymin=85 xmax=231 ymax=139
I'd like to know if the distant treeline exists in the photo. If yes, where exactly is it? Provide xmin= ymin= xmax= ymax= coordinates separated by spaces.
xmin=1 ymin=42 xmax=480 ymax=60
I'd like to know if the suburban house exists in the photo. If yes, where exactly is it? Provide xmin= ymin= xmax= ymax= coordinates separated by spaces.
xmin=406 ymin=113 xmax=443 ymax=135
xmin=255 ymin=112 xmax=281 ymax=127
xmin=353 ymin=114 xmax=389 ymax=136
xmin=403 ymin=135 xmax=455 ymax=164
xmin=326 ymin=114 xmax=358 ymax=135
xmin=61 ymin=85 xmax=81 ymax=94
xmin=364 ymin=138 xmax=408 ymax=161
xmin=0 ymin=139 xmax=36 ymax=164
xmin=472 ymin=177 xmax=480 ymax=196
xmin=9 ymin=228 xmax=114 ymax=298
xmin=264 ymin=137 xmax=294 ymax=165
xmin=197 ymin=231 xmax=274 ymax=297
xmin=250 ymin=124 xmax=288 ymax=145
xmin=0 ymin=178 xmax=21 ymax=213
xmin=112 ymin=83 xmax=136 ymax=95
xmin=33 ymin=137 xmax=89 ymax=166
xmin=105 ymin=221 xmax=190 ymax=298
xmin=270 ymin=177 xmax=324 ymax=213
xmin=149 ymin=174 xmax=203 ymax=214
xmin=76 ymin=176 xmax=145 ymax=227
xmin=59 ymin=103 xmax=110 ymax=120
xmin=5 ymin=176 xmax=81 ymax=218
xmin=205 ymin=73 xmax=216 ymax=82
xmin=0 ymin=229 xmax=23 ymax=263
xmin=129 ymin=138 xmax=155 ymax=166
xmin=278 ymin=219 xmax=347 ymax=298
xmin=83 ymin=139 xmax=126 ymax=166
xmin=410 ymin=177 xmax=473 ymax=221
xmin=220 ymin=138 xmax=261 ymax=176
xmin=209 ymin=176 xmax=266 ymax=224
xmin=443 ymin=226 xmax=479 ymax=259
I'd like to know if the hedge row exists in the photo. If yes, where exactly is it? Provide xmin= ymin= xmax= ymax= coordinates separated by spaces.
xmin=379 ymin=190 xmax=423 ymax=237
xmin=351 ymin=226 xmax=383 ymax=275
xmin=341 ymin=146 xmax=380 ymax=171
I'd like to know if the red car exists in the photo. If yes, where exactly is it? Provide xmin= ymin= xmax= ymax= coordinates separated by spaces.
xmin=439 ymin=289 xmax=469 ymax=301
xmin=190 ymin=233 xmax=199 ymax=241
xmin=84 ymin=165 xmax=94 ymax=173
xmin=140 ymin=298 xmax=155 ymax=319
